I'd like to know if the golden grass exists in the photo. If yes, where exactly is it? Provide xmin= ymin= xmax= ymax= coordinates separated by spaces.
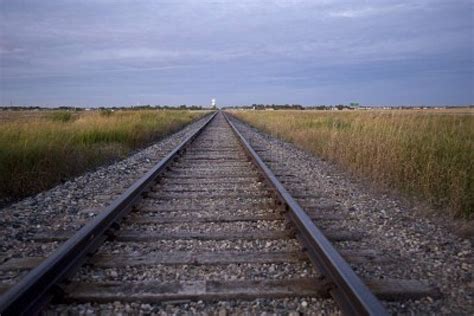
xmin=0 ymin=109 xmax=206 ymax=201
xmin=232 ymin=109 xmax=473 ymax=218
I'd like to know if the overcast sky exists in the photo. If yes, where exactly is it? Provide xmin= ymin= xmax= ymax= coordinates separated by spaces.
xmin=1 ymin=0 xmax=473 ymax=107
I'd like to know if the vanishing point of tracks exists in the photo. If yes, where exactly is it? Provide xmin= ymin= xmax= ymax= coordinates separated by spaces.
xmin=0 ymin=112 xmax=437 ymax=315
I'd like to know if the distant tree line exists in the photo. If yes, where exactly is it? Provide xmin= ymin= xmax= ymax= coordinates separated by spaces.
xmin=225 ymin=104 xmax=305 ymax=110
xmin=224 ymin=104 xmax=355 ymax=110
xmin=0 ymin=104 xmax=208 ymax=111
xmin=2 ymin=104 xmax=472 ymax=111
xmin=116 ymin=104 xmax=206 ymax=111
xmin=224 ymin=104 xmax=474 ymax=110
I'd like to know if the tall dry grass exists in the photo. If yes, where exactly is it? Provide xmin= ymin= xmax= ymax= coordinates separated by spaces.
xmin=0 ymin=109 xmax=206 ymax=201
xmin=232 ymin=109 xmax=473 ymax=218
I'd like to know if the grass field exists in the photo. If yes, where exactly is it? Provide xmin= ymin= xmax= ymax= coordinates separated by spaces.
xmin=0 ymin=109 xmax=206 ymax=202
xmin=232 ymin=109 xmax=473 ymax=218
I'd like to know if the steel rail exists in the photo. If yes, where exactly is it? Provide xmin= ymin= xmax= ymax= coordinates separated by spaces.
xmin=224 ymin=112 xmax=388 ymax=316
xmin=0 ymin=111 xmax=217 ymax=315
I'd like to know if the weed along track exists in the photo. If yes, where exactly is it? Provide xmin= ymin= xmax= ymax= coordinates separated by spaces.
xmin=0 ymin=112 xmax=440 ymax=315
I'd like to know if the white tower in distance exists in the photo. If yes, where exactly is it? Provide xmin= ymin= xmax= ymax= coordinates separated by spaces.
xmin=211 ymin=98 xmax=216 ymax=108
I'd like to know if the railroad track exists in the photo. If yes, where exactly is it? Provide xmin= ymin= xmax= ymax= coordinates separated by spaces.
xmin=0 ymin=111 xmax=438 ymax=315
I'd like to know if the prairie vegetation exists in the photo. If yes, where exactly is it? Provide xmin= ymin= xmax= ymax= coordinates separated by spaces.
xmin=232 ymin=109 xmax=473 ymax=217
xmin=0 ymin=109 xmax=206 ymax=202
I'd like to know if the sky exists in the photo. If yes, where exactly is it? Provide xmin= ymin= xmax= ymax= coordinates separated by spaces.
xmin=0 ymin=0 xmax=473 ymax=107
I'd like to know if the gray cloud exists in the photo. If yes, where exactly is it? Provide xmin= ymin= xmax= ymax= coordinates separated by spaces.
xmin=1 ymin=0 xmax=472 ymax=106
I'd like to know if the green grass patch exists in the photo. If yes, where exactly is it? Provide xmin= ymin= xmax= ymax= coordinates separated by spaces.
xmin=0 ymin=109 xmax=207 ymax=201
xmin=232 ymin=109 xmax=473 ymax=218
xmin=48 ymin=110 xmax=75 ymax=122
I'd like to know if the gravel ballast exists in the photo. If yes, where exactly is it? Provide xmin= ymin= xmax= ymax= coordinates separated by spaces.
xmin=1 ymin=112 xmax=472 ymax=315
xmin=47 ymin=298 xmax=339 ymax=316
xmin=0 ymin=115 xmax=211 ymax=269
xmin=41 ymin=112 xmax=342 ymax=314
xmin=230 ymin=115 xmax=473 ymax=315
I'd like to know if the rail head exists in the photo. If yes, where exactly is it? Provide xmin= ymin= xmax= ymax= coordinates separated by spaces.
xmin=0 ymin=111 xmax=217 ymax=315
xmin=223 ymin=112 xmax=388 ymax=316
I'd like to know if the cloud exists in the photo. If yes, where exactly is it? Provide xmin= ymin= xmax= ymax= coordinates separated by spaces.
xmin=0 ymin=0 xmax=472 ymax=106
xmin=326 ymin=3 xmax=409 ymax=18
